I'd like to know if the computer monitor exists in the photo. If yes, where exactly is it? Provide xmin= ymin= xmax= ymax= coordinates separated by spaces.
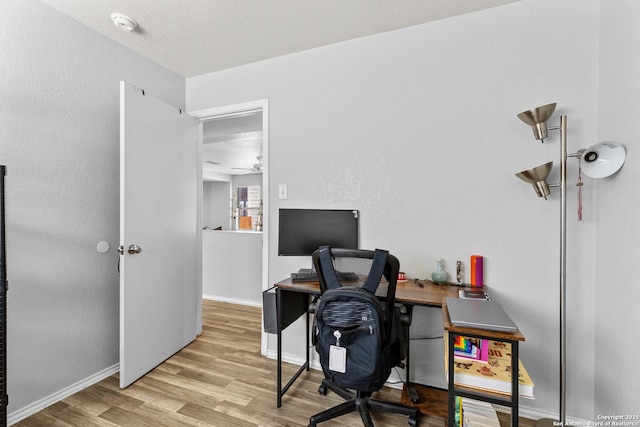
xmin=278 ymin=209 xmax=359 ymax=256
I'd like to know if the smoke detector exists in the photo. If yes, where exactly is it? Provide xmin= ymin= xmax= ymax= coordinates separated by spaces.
xmin=110 ymin=13 xmax=138 ymax=32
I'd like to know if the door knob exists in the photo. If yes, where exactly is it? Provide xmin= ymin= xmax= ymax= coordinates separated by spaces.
xmin=127 ymin=244 xmax=142 ymax=254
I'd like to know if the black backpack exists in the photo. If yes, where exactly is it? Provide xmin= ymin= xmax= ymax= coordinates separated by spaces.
xmin=313 ymin=248 xmax=397 ymax=392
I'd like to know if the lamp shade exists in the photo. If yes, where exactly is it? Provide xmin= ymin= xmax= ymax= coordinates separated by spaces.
xmin=580 ymin=142 xmax=626 ymax=178
xmin=516 ymin=161 xmax=553 ymax=198
xmin=517 ymin=103 xmax=557 ymax=141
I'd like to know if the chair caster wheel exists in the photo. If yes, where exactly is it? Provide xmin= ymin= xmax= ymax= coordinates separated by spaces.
xmin=318 ymin=384 xmax=328 ymax=395
xmin=408 ymin=414 xmax=418 ymax=426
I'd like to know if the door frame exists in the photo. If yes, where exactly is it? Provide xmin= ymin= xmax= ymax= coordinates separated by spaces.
xmin=190 ymin=99 xmax=269 ymax=349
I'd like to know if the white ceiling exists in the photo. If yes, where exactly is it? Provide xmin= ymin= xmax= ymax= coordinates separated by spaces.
xmin=36 ymin=0 xmax=516 ymax=78
xmin=202 ymin=111 xmax=263 ymax=177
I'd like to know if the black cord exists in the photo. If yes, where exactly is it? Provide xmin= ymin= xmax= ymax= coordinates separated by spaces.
xmin=388 ymin=366 xmax=406 ymax=385
xmin=409 ymin=335 xmax=443 ymax=341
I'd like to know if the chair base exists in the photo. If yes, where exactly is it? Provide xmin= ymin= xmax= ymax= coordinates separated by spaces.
xmin=308 ymin=379 xmax=419 ymax=427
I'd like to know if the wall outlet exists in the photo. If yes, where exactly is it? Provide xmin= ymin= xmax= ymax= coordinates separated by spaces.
xmin=278 ymin=184 xmax=288 ymax=200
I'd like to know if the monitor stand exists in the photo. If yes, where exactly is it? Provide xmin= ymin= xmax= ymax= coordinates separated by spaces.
xmin=297 ymin=264 xmax=316 ymax=274
xmin=301 ymin=257 xmax=319 ymax=274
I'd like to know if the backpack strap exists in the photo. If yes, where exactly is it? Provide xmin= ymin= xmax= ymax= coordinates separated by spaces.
xmin=318 ymin=246 xmax=389 ymax=294
xmin=362 ymin=249 xmax=388 ymax=294
xmin=318 ymin=246 xmax=342 ymax=290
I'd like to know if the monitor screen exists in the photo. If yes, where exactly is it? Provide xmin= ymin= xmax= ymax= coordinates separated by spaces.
xmin=278 ymin=209 xmax=359 ymax=256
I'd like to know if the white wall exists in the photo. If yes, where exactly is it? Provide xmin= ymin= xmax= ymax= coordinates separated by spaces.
xmin=203 ymin=180 xmax=231 ymax=229
xmin=202 ymin=231 xmax=263 ymax=305
xmin=2 ymin=0 xmax=185 ymax=420
xmin=232 ymin=172 xmax=263 ymax=192
xmin=595 ymin=0 xmax=640 ymax=415
xmin=187 ymin=0 xmax=629 ymax=419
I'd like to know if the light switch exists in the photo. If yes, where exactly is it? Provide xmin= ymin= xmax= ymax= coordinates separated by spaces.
xmin=279 ymin=184 xmax=288 ymax=200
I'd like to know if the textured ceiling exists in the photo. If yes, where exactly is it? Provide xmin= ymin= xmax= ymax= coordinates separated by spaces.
xmin=36 ymin=0 xmax=516 ymax=78
xmin=202 ymin=112 xmax=263 ymax=177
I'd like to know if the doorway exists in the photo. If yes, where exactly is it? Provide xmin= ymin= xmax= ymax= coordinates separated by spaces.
xmin=190 ymin=100 xmax=269 ymax=329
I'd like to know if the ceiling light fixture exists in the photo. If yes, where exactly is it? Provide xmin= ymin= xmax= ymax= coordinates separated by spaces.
xmin=110 ymin=13 xmax=138 ymax=33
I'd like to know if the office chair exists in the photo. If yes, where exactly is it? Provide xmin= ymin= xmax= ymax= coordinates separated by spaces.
xmin=309 ymin=247 xmax=419 ymax=427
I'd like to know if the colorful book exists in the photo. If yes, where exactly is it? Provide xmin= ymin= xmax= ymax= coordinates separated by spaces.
xmin=454 ymin=396 xmax=463 ymax=427
xmin=445 ymin=335 xmax=535 ymax=398
xmin=454 ymin=336 xmax=489 ymax=362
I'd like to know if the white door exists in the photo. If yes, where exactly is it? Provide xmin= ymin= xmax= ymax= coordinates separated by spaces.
xmin=119 ymin=81 xmax=198 ymax=388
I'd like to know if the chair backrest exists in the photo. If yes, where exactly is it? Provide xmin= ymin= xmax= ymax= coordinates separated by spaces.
xmin=311 ymin=247 xmax=401 ymax=392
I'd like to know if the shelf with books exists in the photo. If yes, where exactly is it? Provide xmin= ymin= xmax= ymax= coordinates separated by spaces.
xmin=445 ymin=336 xmax=534 ymax=399
xmin=443 ymin=299 xmax=527 ymax=427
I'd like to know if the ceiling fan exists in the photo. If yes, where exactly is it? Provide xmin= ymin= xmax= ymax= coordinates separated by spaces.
xmin=232 ymin=155 xmax=263 ymax=174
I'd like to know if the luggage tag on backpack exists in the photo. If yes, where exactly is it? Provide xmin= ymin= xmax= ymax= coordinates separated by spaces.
xmin=329 ymin=330 xmax=347 ymax=373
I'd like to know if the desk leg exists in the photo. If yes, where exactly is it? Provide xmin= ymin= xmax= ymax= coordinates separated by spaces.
xmin=511 ymin=342 xmax=519 ymax=427
xmin=406 ymin=326 xmax=411 ymax=385
xmin=447 ymin=331 xmax=456 ymax=427
xmin=277 ymin=287 xmax=283 ymax=408
xmin=306 ymin=308 xmax=310 ymax=371
xmin=404 ymin=305 xmax=413 ymax=386
xmin=275 ymin=288 xmax=311 ymax=408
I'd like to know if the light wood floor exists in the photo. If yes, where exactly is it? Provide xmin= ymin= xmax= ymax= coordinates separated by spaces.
xmin=14 ymin=300 xmax=534 ymax=427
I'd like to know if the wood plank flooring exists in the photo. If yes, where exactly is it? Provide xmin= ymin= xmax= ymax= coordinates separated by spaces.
xmin=14 ymin=300 xmax=533 ymax=427
xmin=13 ymin=301 xmax=421 ymax=426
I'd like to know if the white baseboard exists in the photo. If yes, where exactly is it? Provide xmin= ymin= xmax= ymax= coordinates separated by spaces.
xmin=8 ymin=364 xmax=120 ymax=426
xmin=494 ymin=406 xmax=590 ymax=426
xmin=265 ymin=348 xmax=319 ymax=370
xmin=202 ymin=294 xmax=262 ymax=307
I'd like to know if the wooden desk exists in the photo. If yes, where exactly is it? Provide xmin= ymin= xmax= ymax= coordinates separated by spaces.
xmin=275 ymin=277 xmax=460 ymax=305
xmin=272 ymin=278 xmax=524 ymax=427
xmin=272 ymin=278 xmax=459 ymax=407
